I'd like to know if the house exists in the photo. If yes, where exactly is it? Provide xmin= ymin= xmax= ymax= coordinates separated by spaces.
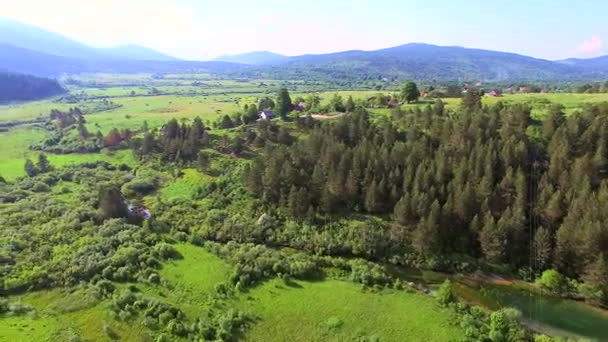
xmin=294 ymin=101 xmax=306 ymax=112
xmin=258 ymin=110 xmax=275 ymax=120
xmin=518 ymin=86 xmax=530 ymax=93
xmin=128 ymin=205 xmax=152 ymax=220
xmin=485 ymin=89 xmax=501 ymax=97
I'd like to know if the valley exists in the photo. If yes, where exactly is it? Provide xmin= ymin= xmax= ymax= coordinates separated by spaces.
xmin=2 ymin=72 xmax=608 ymax=342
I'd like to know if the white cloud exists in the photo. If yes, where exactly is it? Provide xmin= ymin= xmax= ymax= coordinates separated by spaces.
xmin=578 ymin=35 xmax=602 ymax=54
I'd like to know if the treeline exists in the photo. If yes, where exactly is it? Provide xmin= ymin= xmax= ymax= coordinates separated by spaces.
xmin=243 ymin=101 xmax=608 ymax=304
xmin=0 ymin=71 xmax=65 ymax=103
xmin=132 ymin=117 xmax=209 ymax=162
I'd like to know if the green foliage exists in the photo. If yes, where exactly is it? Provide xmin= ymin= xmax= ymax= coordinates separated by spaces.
xmin=275 ymin=87 xmax=293 ymax=119
xmin=400 ymin=81 xmax=420 ymax=103
xmin=489 ymin=308 xmax=529 ymax=342
xmin=98 ymin=186 xmax=129 ymax=219
xmin=536 ymin=269 xmax=570 ymax=296
xmin=436 ymin=279 xmax=456 ymax=306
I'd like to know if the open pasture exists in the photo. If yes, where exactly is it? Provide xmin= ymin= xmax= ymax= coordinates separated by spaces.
xmin=233 ymin=278 xmax=463 ymax=342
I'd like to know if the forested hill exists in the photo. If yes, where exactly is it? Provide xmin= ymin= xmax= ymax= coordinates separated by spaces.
xmin=249 ymin=43 xmax=591 ymax=81
xmin=241 ymin=100 xmax=608 ymax=292
xmin=0 ymin=72 xmax=66 ymax=103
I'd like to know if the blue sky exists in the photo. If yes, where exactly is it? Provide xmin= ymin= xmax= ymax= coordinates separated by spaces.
xmin=3 ymin=0 xmax=607 ymax=60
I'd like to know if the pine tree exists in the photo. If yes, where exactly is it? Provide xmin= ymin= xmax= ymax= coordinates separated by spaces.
xmin=36 ymin=153 xmax=52 ymax=173
xmin=533 ymin=226 xmax=553 ymax=270
xmin=413 ymin=200 xmax=441 ymax=255
xmin=191 ymin=116 xmax=205 ymax=140
xmin=98 ymin=186 xmax=129 ymax=219
xmin=479 ymin=212 xmax=507 ymax=262
xmin=400 ymin=81 xmax=420 ymax=104
xmin=461 ymin=88 xmax=482 ymax=112
xmin=197 ymin=151 xmax=209 ymax=171
xmin=24 ymin=159 xmax=39 ymax=177
xmin=345 ymin=95 xmax=355 ymax=112
xmin=583 ymin=254 xmax=608 ymax=293
xmin=141 ymin=133 xmax=156 ymax=155
xmin=393 ymin=195 xmax=413 ymax=225
xmin=275 ymin=87 xmax=292 ymax=120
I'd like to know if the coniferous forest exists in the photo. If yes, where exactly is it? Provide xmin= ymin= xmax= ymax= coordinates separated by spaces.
xmin=0 ymin=72 xmax=65 ymax=103
xmin=241 ymin=100 xmax=608 ymax=298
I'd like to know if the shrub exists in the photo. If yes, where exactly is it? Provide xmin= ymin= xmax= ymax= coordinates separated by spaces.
xmin=436 ymin=279 xmax=456 ymax=306
xmin=32 ymin=182 xmax=51 ymax=193
xmin=536 ymin=269 xmax=569 ymax=295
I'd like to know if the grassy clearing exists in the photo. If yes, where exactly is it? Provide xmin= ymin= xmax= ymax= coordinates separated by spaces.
xmin=234 ymin=278 xmax=463 ymax=342
xmin=84 ymin=95 xmax=239 ymax=132
xmin=0 ymin=99 xmax=73 ymax=122
xmin=153 ymin=243 xmax=232 ymax=317
xmin=0 ymin=125 xmax=136 ymax=180
xmin=159 ymin=168 xmax=212 ymax=201
xmin=0 ymin=288 xmax=150 ymax=342
xmin=160 ymin=243 xmax=231 ymax=294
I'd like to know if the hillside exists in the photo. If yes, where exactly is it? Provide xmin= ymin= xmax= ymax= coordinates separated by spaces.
xmin=252 ymin=43 xmax=592 ymax=81
xmin=0 ymin=43 xmax=247 ymax=77
xmin=1 ymin=18 xmax=607 ymax=82
xmin=213 ymin=51 xmax=288 ymax=65
xmin=0 ymin=71 xmax=65 ymax=103
xmin=0 ymin=17 xmax=177 ymax=61
xmin=558 ymin=55 xmax=608 ymax=76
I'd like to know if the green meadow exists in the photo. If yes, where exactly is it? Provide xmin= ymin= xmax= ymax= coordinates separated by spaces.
xmin=234 ymin=278 xmax=463 ymax=342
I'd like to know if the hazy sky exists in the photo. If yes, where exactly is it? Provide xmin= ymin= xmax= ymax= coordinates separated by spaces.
xmin=2 ymin=0 xmax=607 ymax=60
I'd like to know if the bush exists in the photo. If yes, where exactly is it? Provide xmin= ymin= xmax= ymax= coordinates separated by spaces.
xmin=536 ymin=269 xmax=569 ymax=295
xmin=154 ymin=243 xmax=181 ymax=260
xmin=31 ymin=182 xmax=51 ymax=193
xmin=436 ymin=279 xmax=456 ymax=306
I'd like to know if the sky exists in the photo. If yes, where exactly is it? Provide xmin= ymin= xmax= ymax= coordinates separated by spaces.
xmin=2 ymin=0 xmax=607 ymax=60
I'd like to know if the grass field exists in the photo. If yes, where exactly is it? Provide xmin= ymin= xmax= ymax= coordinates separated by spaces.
xmin=0 ymin=244 xmax=230 ymax=342
xmin=0 ymin=125 xmax=136 ymax=180
xmin=233 ymin=278 xmax=463 ymax=342
xmin=0 ymin=288 xmax=150 ymax=342
xmin=159 ymin=168 xmax=212 ymax=201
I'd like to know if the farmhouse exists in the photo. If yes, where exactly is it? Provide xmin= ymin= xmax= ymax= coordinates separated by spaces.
xmin=485 ymin=89 xmax=502 ymax=97
xmin=128 ymin=205 xmax=152 ymax=220
xmin=258 ymin=110 xmax=275 ymax=120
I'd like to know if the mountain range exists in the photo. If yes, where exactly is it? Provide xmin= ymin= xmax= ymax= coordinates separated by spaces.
xmin=1 ymin=17 xmax=607 ymax=82
xmin=0 ymin=18 xmax=177 ymax=61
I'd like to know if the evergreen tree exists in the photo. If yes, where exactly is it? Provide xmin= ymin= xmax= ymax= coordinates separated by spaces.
xmin=98 ymin=186 xmax=129 ymax=219
xmin=461 ymin=88 xmax=482 ymax=112
xmin=345 ymin=95 xmax=355 ymax=112
xmin=197 ymin=151 xmax=209 ymax=171
xmin=142 ymin=133 xmax=156 ymax=155
xmin=413 ymin=200 xmax=441 ymax=255
xmin=275 ymin=88 xmax=293 ymax=120
xmin=36 ymin=153 xmax=52 ymax=173
xmin=479 ymin=212 xmax=507 ymax=262
xmin=24 ymin=159 xmax=39 ymax=177
xmin=400 ymin=81 xmax=420 ymax=103
xmin=534 ymin=226 xmax=553 ymax=270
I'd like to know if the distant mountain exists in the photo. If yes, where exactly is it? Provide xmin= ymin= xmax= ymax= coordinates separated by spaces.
xmin=253 ymin=43 xmax=591 ymax=81
xmin=557 ymin=55 xmax=608 ymax=75
xmin=98 ymin=44 xmax=178 ymax=61
xmin=213 ymin=51 xmax=287 ymax=65
xmin=0 ymin=43 xmax=247 ymax=77
xmin=2 ymin=20 xmax=608 ymax=82
xmin=0 ymin=17 xmax=178 ymax=61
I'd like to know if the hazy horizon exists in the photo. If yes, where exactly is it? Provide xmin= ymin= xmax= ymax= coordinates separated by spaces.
xmin=3 ymin=0 xmax=608 ymax=61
